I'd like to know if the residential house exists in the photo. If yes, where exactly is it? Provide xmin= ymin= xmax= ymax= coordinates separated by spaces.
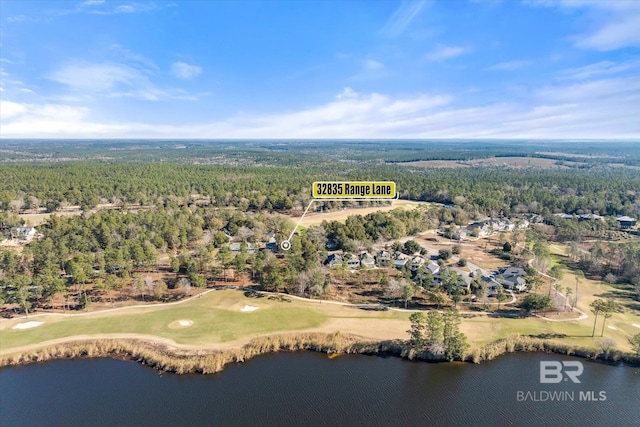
xmin=325 ymin=239 xmax=339 ymax=251
xmin=488 ymin=219 xmax=512 ymax=232
xmin=15 ymin=226 xmax=36 ymax=240
xmin=325 ymin=253 xmax=343 ymax=268
xmin=497 ymin=267 xmax=527 ymax=292
xmin=553 ymin=213 xmax=574 ymax=220
xmin=376 ymin=250 xmax=392 ymax=267
xmin=265 ymin=231 xmax=278 ymax=252
xmin=529 ymin=214 xmax=544 ymax=224
xmin=443 ymin=225 xmax=469 ymax=241
xmin=265 ymin=241 xmax=278 ymax=252
xmin=410 ymin=255 xmax=426 ymax=272
xmin=485 ymin=276 xmax=502 ymax=296
xmin=344 ymin=253 xmax=361 ymax=269
xmin=17 ymin=226 xmax=36 ymax=240
xmin=360 ymin=252 xmax=376 ymax=268
xmin=393 ymin=251 xmax=409 ymax=269
xmin=616 ymin=216 xmax=637 ymax=229
xmin=229 ymin=242 xmax=260 ymax=254
xmin=466 ymin=221 xmax=491 ymax=237
xmin=578 ymin=213 xmax=603 ymax=221
xmin=426 ymin=262 xmax=440 ymax=276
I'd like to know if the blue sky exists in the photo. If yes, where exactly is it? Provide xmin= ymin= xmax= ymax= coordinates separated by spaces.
xmin=1 ymin=0 xmax=639 ymax=139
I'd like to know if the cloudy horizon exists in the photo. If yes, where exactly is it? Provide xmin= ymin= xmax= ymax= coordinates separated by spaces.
xmin=1 ymin=1 xmax=639 ymax=139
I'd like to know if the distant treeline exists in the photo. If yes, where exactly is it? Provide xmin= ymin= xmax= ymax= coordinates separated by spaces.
xmin=2 ymin=139 xmax=640 ymax=164
xmin=1 ymin=160 xmax=639 ymax=219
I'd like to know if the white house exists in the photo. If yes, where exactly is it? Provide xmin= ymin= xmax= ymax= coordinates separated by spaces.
xmin=376 ymin=250 xmax=392 ymax=267
xmin=426 ymin=262 xmax=440 ymax=276
xmin=345 ymin=253 xmax=361 ymax=269
xmin=393 ymin=252 xmax=409 ymax=268
xmin=360 ymin=252 xmax=376 ymax=268
xmin=15 ymin=227 xmax=36 ymax=240
xmin=410 ymin=255 xmax=426 ymax=272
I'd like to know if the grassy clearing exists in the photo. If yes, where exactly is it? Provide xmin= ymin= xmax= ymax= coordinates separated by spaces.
xmin=291 ymin=200 xmax=429 ymax=227
xmin=0 ymin=306 xmax=326 ymax=349
xmin=0 ymin=291 xmax=327 ymax=350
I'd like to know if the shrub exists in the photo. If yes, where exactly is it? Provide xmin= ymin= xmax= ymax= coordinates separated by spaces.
xmin=439 ymin=248 xmax=452 ymax=260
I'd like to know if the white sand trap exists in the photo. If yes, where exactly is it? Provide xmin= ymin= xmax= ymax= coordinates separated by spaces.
xmin=13 ymin=321 xmax=43 ymax=330
xmin=633 ymin=323 xmax=640 ymax=329
xmin=240 ymin=305 xmax=259 ymax=312
xmin=607 ymin=325 xmax=618 ymax=330
xmin=168 ymin=319 xmax=193 ymax=329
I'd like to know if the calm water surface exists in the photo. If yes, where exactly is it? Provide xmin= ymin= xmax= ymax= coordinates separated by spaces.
xmin=1 ymin=352 xmax=638 ymax=427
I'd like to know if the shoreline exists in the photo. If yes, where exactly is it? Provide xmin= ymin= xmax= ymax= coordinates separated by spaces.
xmin=1 ymin=333 xmax=638 ymax=373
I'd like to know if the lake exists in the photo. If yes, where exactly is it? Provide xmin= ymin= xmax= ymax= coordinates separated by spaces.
xmin=1 ymin=352 xmax=638 ymax=426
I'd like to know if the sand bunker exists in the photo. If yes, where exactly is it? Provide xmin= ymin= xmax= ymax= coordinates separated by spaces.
xmin=240 ymin=305 xmax=259 ymax=312
xmin=13 ymin=321 xmax=43 ymax=330
xmin=168 ymin=319 xmax=193 ymax=329
xmin=633 ymin=324 xmax=640 ymax=329
xmin=607 ymin=325 xmax=618 ymax=330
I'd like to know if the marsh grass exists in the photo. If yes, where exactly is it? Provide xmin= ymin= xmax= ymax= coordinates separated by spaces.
xmin=466 ymin=334 xmax=640 ymax=365
xmin=2 ymin=333 xmax=638 ymax=374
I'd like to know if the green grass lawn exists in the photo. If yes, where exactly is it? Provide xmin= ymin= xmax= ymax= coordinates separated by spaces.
xmin=1 ymin=292 xmax=327 ymax=349
xmin=2 ymin=285 xmax=637 ymax=353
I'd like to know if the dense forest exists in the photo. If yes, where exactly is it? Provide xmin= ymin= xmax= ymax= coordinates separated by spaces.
xmin=1 ymin=140 xmax=639 ymax=316
xmin=1 ymin=162 xmax=638 ymax=218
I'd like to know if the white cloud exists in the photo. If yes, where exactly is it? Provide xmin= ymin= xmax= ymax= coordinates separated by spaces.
xmin=2 ymin=76 xmax=638 ymax=139
xmin=0 ymin=100 xmax=28 ymax=119
xmin=364 ymin=59 xmax=384 ymax=70
xmin=82 ymin=0 xmax=105 ymax=5
xmin=559 ymin=60 xmax=637 ymax=80
xmin=528 ymin=0 xmax=640 ymax=51
xmin=486 ymin=60 xmax=531 ymax=71
xmin=426 ymin=45 xmax=469 ymax=61
xmin=336 ymin=87 xmax=358 ymax=99
xmin=48 ymin=62 xmax=143 ymax=92
xmin=380 ymin=1 xmax=429 ymax=37
xmin=87 ymin=2 xmax=170 ymax=15
xmin=7 ymin=15 xmax=26 ymax=23
xmin=0 ymin=100 xmax=94 ymax=139
xmin=349 ymin=59 xmax=387 ymax=81
xmin=569 ymin=1 xmax=640 ymax=51
xmin=46 ymin=61 xmax=197 ymax=101
xmin=170 ymin=62 xmax=202 ymax=79
xmin=116 ymin=5 xmax=135 ymax=13
xmin=109 ymin=44 xmax=159 ymax=70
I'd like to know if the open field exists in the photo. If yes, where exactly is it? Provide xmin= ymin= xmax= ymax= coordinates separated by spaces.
xmin=17 ymin=203 xmax=119 ymax=226
xmin=399 ymin=157 xmax=585 ymax=169
xmin=0 ymin=290 xmax=409 ymax=353
xmin=290 ymin=199 xmax=431 ymax=228
xmin=415 ymin=231 xmax=510 ymax=271
xmin=19 ymin=210 xmax=83 ymax=226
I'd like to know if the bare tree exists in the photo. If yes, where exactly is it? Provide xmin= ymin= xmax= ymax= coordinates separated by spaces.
xmin=178 ymin=277 xmax=192 ymax=296
xmin=294 ymin=270 xmax=312 ymax=296
xmin=144 ymin=275 xmax=155 ymax=300
xmin=594 ymin=337 xmax=616 ymax=356
xmin=236 ymin=226 xmax=254 ymax=242
xmin=385 ymin=279 xmax=403 ymax=306
xmin=603 ymin=273 xmax=617 ymax=285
